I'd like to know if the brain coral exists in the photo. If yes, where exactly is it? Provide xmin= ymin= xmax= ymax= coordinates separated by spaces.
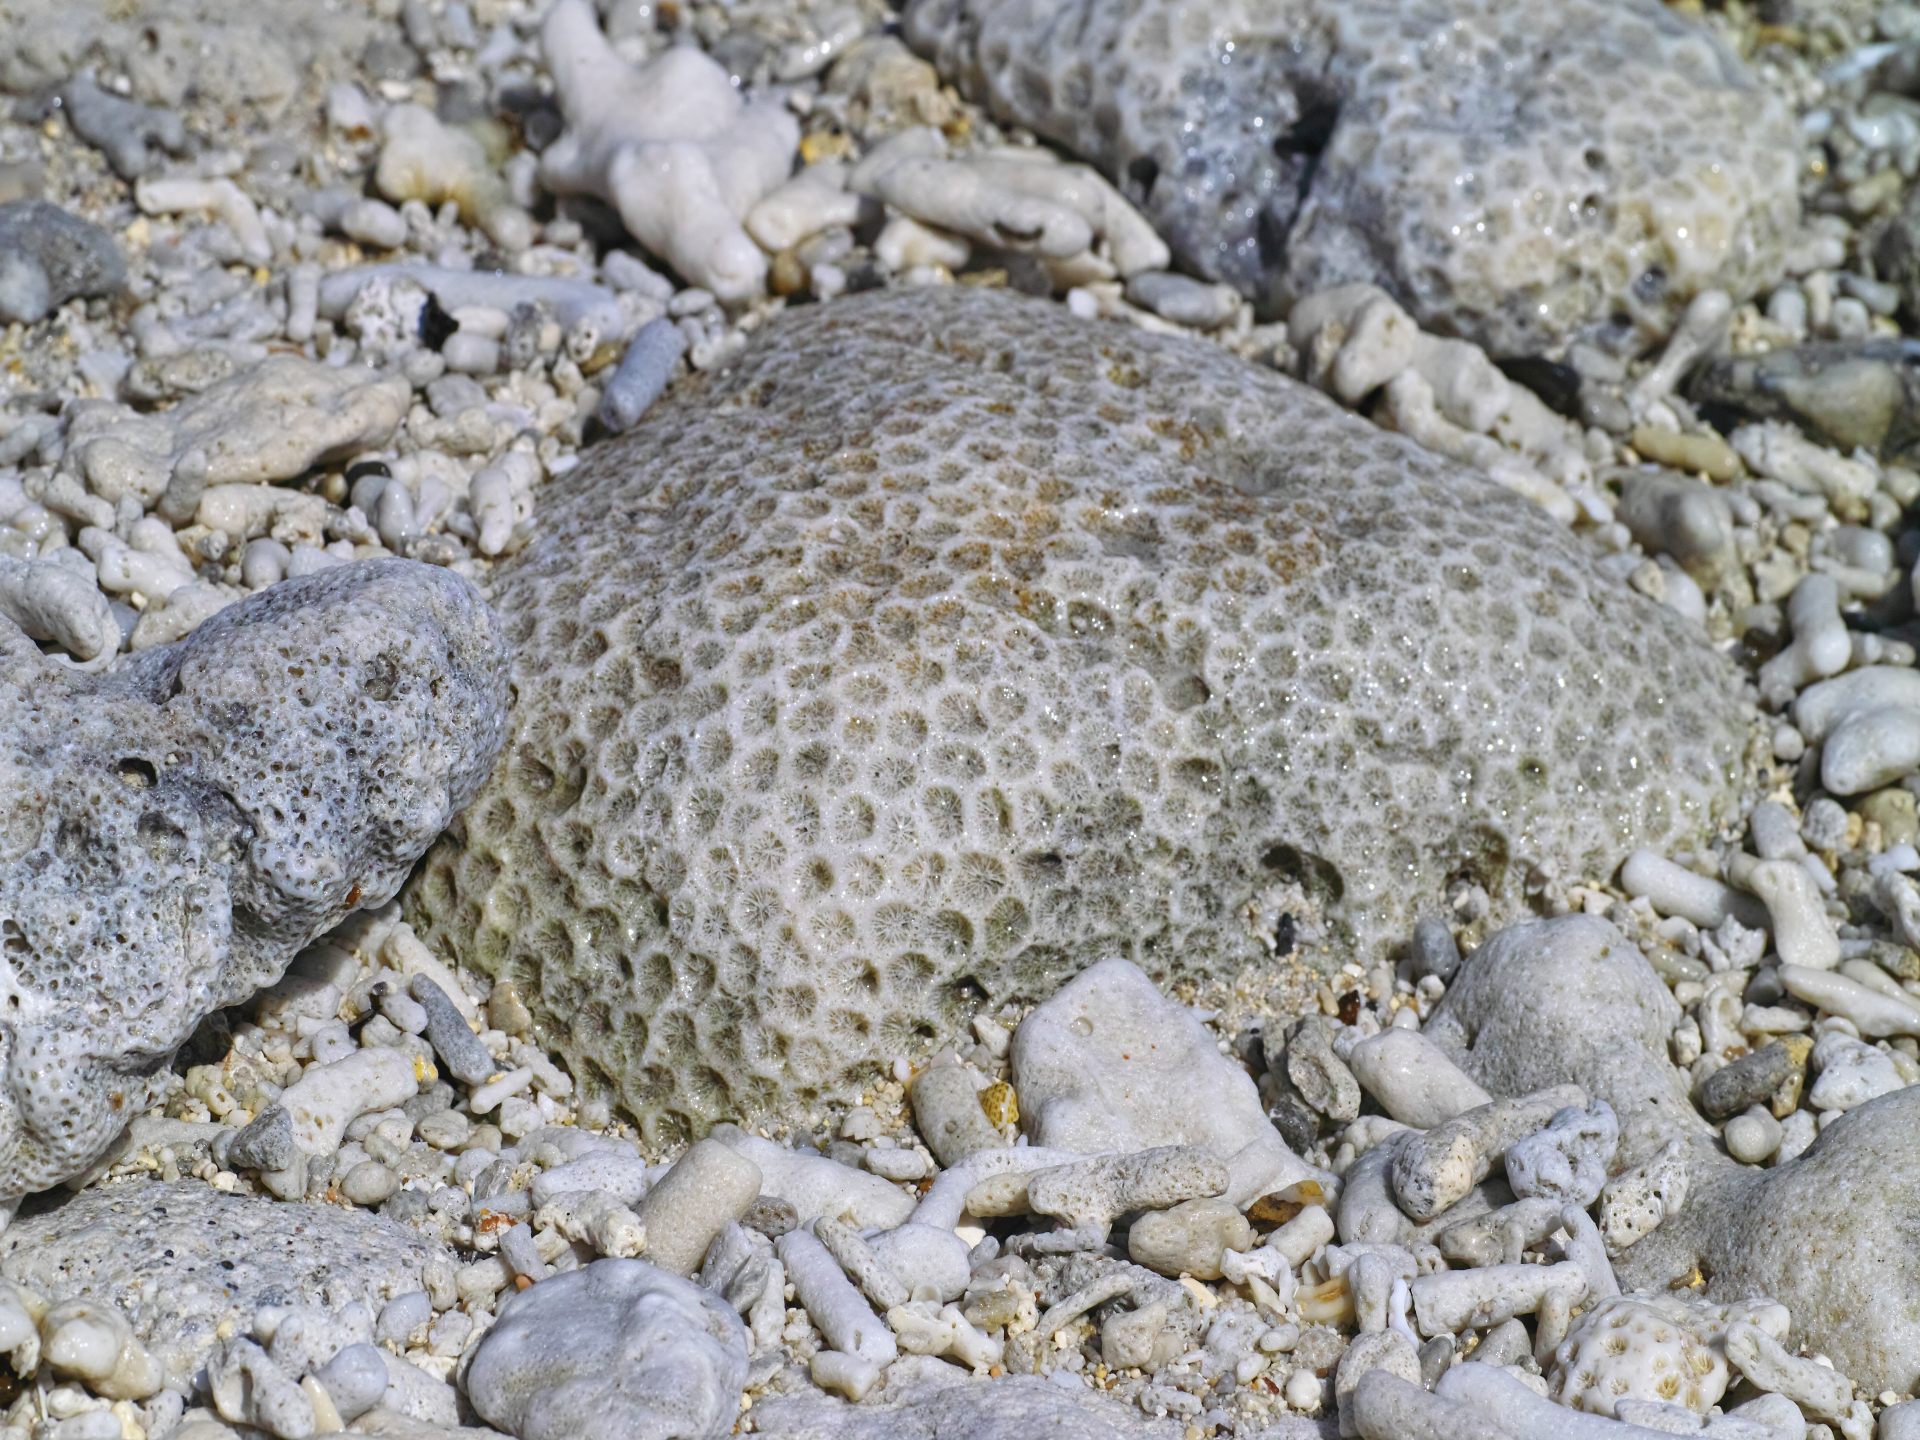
xmin=406 ymin=286 xmax=1754 ymax=1140
xmin=0 ymin=559 xmax=507 ymax=1205
xmin=902 ymin=0 xmax=1801 ymax=354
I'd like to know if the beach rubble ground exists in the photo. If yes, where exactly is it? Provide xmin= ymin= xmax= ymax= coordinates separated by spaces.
xmin=7 ymin=0 xmax=1920 ymax=1437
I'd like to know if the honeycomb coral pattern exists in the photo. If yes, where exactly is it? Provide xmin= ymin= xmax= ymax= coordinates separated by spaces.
xmin=406 ymin=286 xmax=1755 ymax=1142
xmin=0 ymin=559 xmax=507 ymax=1201
xmin=902 ymin=0 xmax=1801 ymax=354
xmin=1549 ymin=1294 xmax=1766 ymax=1417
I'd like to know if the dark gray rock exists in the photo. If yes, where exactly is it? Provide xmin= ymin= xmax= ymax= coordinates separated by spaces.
xmin=1409 ymin=915 xmax=1462 ymax=982
xmin=1694 ymin=1042 xmax=1792 ymax=1122
xmin=0 ymin=199 xmax=124 ymax=324
xmin=410 ymin=974 xmax=494 ymax=1086
xmin=228 ymin=1105 xmax=296 ymax=1172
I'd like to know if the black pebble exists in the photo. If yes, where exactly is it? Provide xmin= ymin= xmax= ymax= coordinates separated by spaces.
xmin=418 ymin=291 xmax=458 ymax=351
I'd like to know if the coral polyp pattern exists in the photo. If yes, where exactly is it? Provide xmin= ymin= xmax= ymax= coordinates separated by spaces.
xmin=406 ymin=287 xmax=1754 ymax=1139
xmin=904 ymin=0 xmax=1801 ymax=353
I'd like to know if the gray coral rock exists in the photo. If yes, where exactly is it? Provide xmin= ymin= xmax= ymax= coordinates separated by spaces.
xmin=0 ymin=559 xmax=507 ymax=1204
xmin=63 ymin=354 xmax=411 ymax=507
xmin=1614 ymin=1086 xmax=1920 ymax=1399
xmin=1426 ymin=914 xmax=1920 ymax=1395
xmin=0 ymin=199 xmax=124 ymax=325
xmin=903 ymin=0 xmax=1800 ymax=353
xmin=465 ymin=1259 xmax=748 ymax=1440
xmin=1423 ymin=915 xmax=1708 ymax=1168
xmin=62 ymin=73 xmax=189 ymax=180
xmin=0 ymin=1181 xmax=449 ymax=1382
xmin=405 ymin=285 xmax=1752 ymax=1142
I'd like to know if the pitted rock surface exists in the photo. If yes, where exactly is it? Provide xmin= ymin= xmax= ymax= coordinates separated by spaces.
xmin=0 ymin=559 xmax=507 ymax=1201
xmin=406 ymin=285 xmax=1753 ymax=1141
xmin=0 ymin=1180 xmax=447 ymax=1382
xmin=903 ymin=0 xmax=1800 ymax=353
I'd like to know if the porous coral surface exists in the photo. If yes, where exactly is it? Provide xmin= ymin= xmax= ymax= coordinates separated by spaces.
xmin=903 ymin=0 xmax=1802 ymax=353
xmin=406 ymin=286 xmax=1753 ymax=1140
xmin=0 ymin=559 xmax=507 ymax=1200
xmin=0 ymin=1181 xmax=446 ymax=1379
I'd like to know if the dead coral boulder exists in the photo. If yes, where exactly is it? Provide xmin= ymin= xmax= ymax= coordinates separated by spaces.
xmin=407 ymin=285 xmax=1753 ymax=1142
xmin=0 ymin=559 xmax=507 ymax=1208
xmin=905 ymin=0 xmax=1800 ymax=352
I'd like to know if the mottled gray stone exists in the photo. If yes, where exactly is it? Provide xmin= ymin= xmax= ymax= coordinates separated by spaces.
xmin=0 ymin=1181 xmax=447 ymax=1382
xmin=1688 ymin=339 xmax=1920 ymax=458
xmin=1286 ymin=1015 xmax=1360 ymax=1123
xmin=0 ymin=200 xmax=123 ymax=324
xmin=410 ymin=974 xmax=495 ymax=1086
xmin=465 ymin=1259 xmax=747 ymax=1440
xmin=1695 ymin=1044 xmax=1792 ymax=1122
xmin=0 ymin=559 xmax=507 ymax=1202
xmin=228 ymin=1105 xmax=296 ymax=1172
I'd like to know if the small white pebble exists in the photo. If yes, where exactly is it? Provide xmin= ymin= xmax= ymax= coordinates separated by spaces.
xmin=840 ymin=1107 xmax=880 ymax=1142
xmin=342 ymin=1161 xmax=400 ymax=1206
xmin=1284 ymin=1368 xmax=1323 ymax=1412
xmin=469 ymin=1066 xmax=534 ymax=1113
xmin=442 ymin=331 xmax=501 ymax=375
xmin=864 ymin=1147 xmax=929 ymax=1182
xmin=1724 ymin=1107 xmax=1783 ymax=1165
xmin=340 ymin=198 xmax=408 ymax=250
